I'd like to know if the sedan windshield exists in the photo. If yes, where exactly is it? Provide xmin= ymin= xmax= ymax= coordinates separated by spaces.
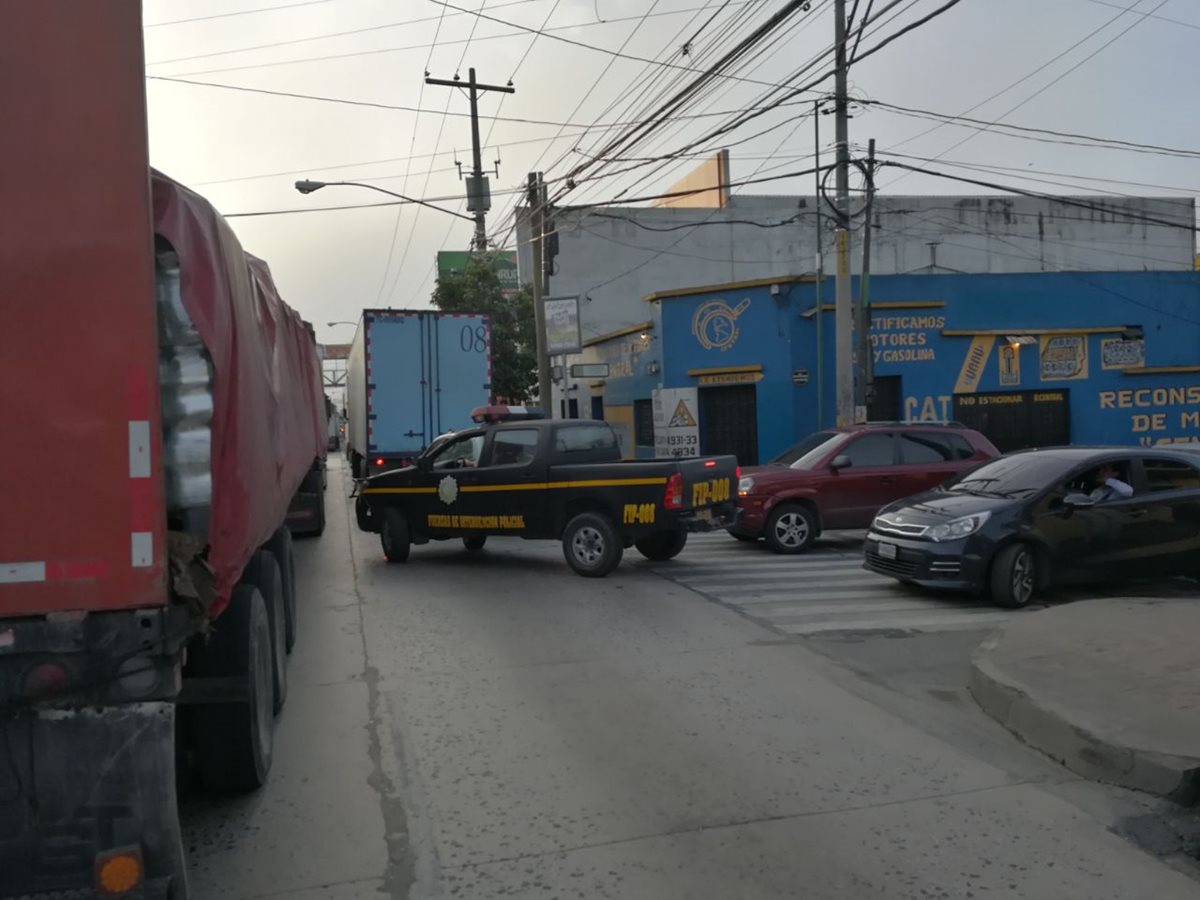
xmin=771 ymin=430 xmax=843 ymax=469
xmin=944 ymin=453 xmax=1078 ymax=498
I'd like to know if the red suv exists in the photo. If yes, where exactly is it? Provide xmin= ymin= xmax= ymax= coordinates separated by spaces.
xmin=732 ymin=423 xmax=1000 ymax=553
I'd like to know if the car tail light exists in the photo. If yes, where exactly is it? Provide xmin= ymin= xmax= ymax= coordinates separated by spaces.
xmin=20 ymin=660 xmax=69 ymax=700
xmin=704 ymin=459 xmax=716 ymax=467
xmin=664 ymin=473 xmax=683 ymax=510
xmin=736 ymin=466 xmax=741 ymax=479
xmin=374 ymin=458 xmax=385 ymax=467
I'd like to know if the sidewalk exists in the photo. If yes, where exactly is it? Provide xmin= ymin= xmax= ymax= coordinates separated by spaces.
xmin=970 ymin=596 xmax=1200 ymax=805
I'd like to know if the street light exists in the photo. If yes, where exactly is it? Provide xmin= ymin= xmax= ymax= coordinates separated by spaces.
xmin=327 ymin=321 xmax=357 ymax=328
xmin=294 ymin=179 xmax=474 ymax=222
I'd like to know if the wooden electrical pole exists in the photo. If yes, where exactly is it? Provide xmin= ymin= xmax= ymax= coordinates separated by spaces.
xmin=425 ymin=68 xmax=515 ymax=252
xmin=855 ymin=138 xmax=877 ymax=419
xmin=528 ymin=172 xmax=553 ymax=415
xmin=832 ymin=0 xmax=854 ymax=426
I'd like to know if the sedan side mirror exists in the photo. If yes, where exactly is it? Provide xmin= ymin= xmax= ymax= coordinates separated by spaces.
xmin=830 ymin=454 xmax=851 ymax=471
xmin=1063 ymin=492 xmax=1096 ymax=508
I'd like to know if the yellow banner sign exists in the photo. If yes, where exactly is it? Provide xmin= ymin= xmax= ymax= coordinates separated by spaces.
xmin=697 ymin=371 xmax=763 ymax=385
xmin=953 ymin=335 xmax=996 ymax=394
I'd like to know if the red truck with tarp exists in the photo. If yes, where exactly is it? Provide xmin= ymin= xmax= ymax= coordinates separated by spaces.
xmin=0 ymin=4 xmax=326 ymax=896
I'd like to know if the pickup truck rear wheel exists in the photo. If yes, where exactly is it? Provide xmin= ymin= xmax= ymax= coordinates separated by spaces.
xmin=764 ymin=504 xmax=817 ymax=554
xmin=563 ymin=512 xmax=623 ymax=577
xmin=381 ymin=508 xmax=411 ymax=563
xmin=463 ymin=535 xmax=487 ymax=551
xmin=634 ymin=530 xmax=688 ymax=561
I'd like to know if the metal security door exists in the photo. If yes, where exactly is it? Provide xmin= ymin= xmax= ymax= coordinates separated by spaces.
xmin=700 ymin=384 xmax=759 ymax=465
xmin=953 ymin=390 xmax=1070 ymax=452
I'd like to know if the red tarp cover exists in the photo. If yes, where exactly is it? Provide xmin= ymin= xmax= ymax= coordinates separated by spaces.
xmin=152 ymin=171 xmax=325 ymax=617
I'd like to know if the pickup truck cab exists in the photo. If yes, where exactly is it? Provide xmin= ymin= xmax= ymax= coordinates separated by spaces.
xmin=355 ymin=407 xmax=739 ymax=576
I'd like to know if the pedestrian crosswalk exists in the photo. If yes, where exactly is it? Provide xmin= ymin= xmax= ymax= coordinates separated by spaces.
xmin=652 ymin=531 xmax=1017 ymax=638
xmin=654 ymin=531 xmax=1196 ymax=638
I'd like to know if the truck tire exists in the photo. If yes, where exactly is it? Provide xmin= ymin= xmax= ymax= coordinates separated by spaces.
xmin=310 ymin=491 xmax=326 ymax=538
xmin=190 ymin=584 xmax=275 ymax=793
xmin=764 ymin=503 xmax=817 ymax=554
xmin=381 ymin=508 xmax=411 ymax=563
xmin=265 ymin=526 xmax=297 ymax=653
xmin=562 ymin=512 xmax=623 ymax=577
xmin=463 ymin=535 xmax=487 ymax=551
xmin=242 ymin=551 xmax=288 ymax=713
xmin=634 ymin=530 xmax=688 ymax=561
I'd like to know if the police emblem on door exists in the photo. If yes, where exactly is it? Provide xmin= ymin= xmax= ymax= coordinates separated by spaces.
xmin=439 ymin=475 xmax=459 ymax=505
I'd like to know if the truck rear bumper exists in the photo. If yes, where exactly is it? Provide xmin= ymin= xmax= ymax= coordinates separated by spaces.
xmin=680 ymin=504 xmax=739 ymax=532
xmin=0 ymin=703 xmax=185 ymax=899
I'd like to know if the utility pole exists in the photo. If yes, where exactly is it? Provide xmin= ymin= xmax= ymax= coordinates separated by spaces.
xmin=425 ymin=68 xmax=515 ymax=252
xmin=855 ymin=138 xmax=877 ymax=420
xmin=813 ymin=99 xmax=825 ymax=430
xmin=528 ymin=172 xmax=553 ymax=415
xmin=832 ymin=0 xmax=854 ymax=427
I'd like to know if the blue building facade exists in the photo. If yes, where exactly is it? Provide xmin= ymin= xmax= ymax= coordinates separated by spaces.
xmin=583 ymin=271 xmax=1200 ymax=463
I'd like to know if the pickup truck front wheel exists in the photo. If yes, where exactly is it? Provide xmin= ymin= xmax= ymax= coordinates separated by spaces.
xmin=634 ymin=530 xmax=687 ymax=561
xmin=563 ymin=512 xmax=623 ymax=577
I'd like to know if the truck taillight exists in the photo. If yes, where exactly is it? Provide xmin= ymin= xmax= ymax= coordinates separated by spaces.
xmin=21 ymin=660 xmax=69 ymax=700
xmin=736 ymin=466 xmax=741 ymax=478
xmin=664 ymin=472 xmax=683 ymax=510
xmin=375 ymin=458 xmax=385 ymax=467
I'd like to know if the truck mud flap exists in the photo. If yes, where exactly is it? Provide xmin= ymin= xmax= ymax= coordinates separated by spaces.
xmin=0 ymin=703 xmax=185 ymax=899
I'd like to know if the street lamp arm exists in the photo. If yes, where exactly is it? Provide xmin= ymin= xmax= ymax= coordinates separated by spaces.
xmin=295 ymin=179 xmax=474 ymax=223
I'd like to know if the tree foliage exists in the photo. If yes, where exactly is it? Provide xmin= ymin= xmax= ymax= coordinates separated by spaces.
xmin=432 ymin=256 xmax=537 ymax=403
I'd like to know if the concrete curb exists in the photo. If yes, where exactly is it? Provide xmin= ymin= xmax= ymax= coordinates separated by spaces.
xmin=969 ymin=633 xmax=1199 ymax=806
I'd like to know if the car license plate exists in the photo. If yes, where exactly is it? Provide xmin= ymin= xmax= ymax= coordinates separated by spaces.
xmin=878 ymin=541 xmax=898 ymax=560
xmin=695 ymin=508 xmax=713 ymax=523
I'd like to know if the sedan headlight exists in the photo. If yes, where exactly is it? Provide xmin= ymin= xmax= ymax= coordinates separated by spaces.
xmin=737 ymin=476 xmax=755 ymax=496
xmin=928 ymin=511 xmax=991 ymax=543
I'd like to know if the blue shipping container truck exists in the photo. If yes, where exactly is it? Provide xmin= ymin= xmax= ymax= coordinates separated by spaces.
xmin=346 ymin=309 xmax=492 ymax=477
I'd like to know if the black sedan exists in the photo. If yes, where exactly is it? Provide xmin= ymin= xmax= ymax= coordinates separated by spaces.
xmin=863 ymin=446 xmax=1200 ymax=608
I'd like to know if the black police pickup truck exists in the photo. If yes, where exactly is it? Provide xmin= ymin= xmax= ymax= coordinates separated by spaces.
xmin=354 ymin=406 xmax=739 ymax=576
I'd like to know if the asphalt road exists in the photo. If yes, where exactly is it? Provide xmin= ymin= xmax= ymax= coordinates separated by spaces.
xmin=181 ymin=459 xmax=1200 ymax=899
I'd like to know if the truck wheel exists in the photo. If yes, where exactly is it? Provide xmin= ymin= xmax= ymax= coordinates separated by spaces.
xmin=463 ymin=535 xmax=487 ymax=551
xmin=242 ymin=551 xmax=288 ymax=713
xmin=265 ymin=527 xmax=297 ymax=653
xmin=562 ymin=512 xmax=623 ymax=577
xmin=191 ymin=584 xmax=275 ymax=793
xmin=764 ymin=504 xmax=817 ymax=554
xmin=990 ymin=543 xmax=1037 ymax=609
xmin=310 ymin=492 xmax=326 ymax=537
xmin=381 ymin=508 xmax=411 ymax=563
xmin=634 ymin=530 xmax=688 ymax=561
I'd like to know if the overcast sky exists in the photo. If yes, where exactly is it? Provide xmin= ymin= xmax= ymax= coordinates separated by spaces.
xmin=143 ymin=0 xmax=1200 ymax=344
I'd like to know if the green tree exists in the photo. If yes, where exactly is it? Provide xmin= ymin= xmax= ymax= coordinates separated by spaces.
xmin=432 ymin=255 xmax=537 ymax=403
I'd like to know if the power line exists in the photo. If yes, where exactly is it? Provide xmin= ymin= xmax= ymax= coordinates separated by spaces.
xmin=880 ymin=0 xmax=1166 ymax=188
xmin=904 ymin=0 xmax=1169 ymax=171
xmin=160 ymin=2 xmax=779 ymax=85
xmin=424 ymin=0 xmax=810 ymax=91
xmin=878 ymin=161 xmax=1199 ymax=232
xmin=143 ymin=0 xmax=337 ymax=28
xmin=1083 ymin=0 xmax=1200 ymax=32
xmin=864 ymin=99 xmax=1200 ymax=160
xmin=145 ymin=0 xmax=541 ymax=66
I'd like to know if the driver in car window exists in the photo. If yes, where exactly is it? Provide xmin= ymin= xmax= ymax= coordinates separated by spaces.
xmin=1089 ymin=463 xmax=1133 ymax=502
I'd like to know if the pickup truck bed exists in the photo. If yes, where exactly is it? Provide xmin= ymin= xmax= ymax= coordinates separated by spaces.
xmin=356 ymin=419 xmax=738 ymax=575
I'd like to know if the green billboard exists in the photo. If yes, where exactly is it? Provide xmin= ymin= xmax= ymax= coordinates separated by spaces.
xmin=436 ymin=250 xmax=520 ymax=296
